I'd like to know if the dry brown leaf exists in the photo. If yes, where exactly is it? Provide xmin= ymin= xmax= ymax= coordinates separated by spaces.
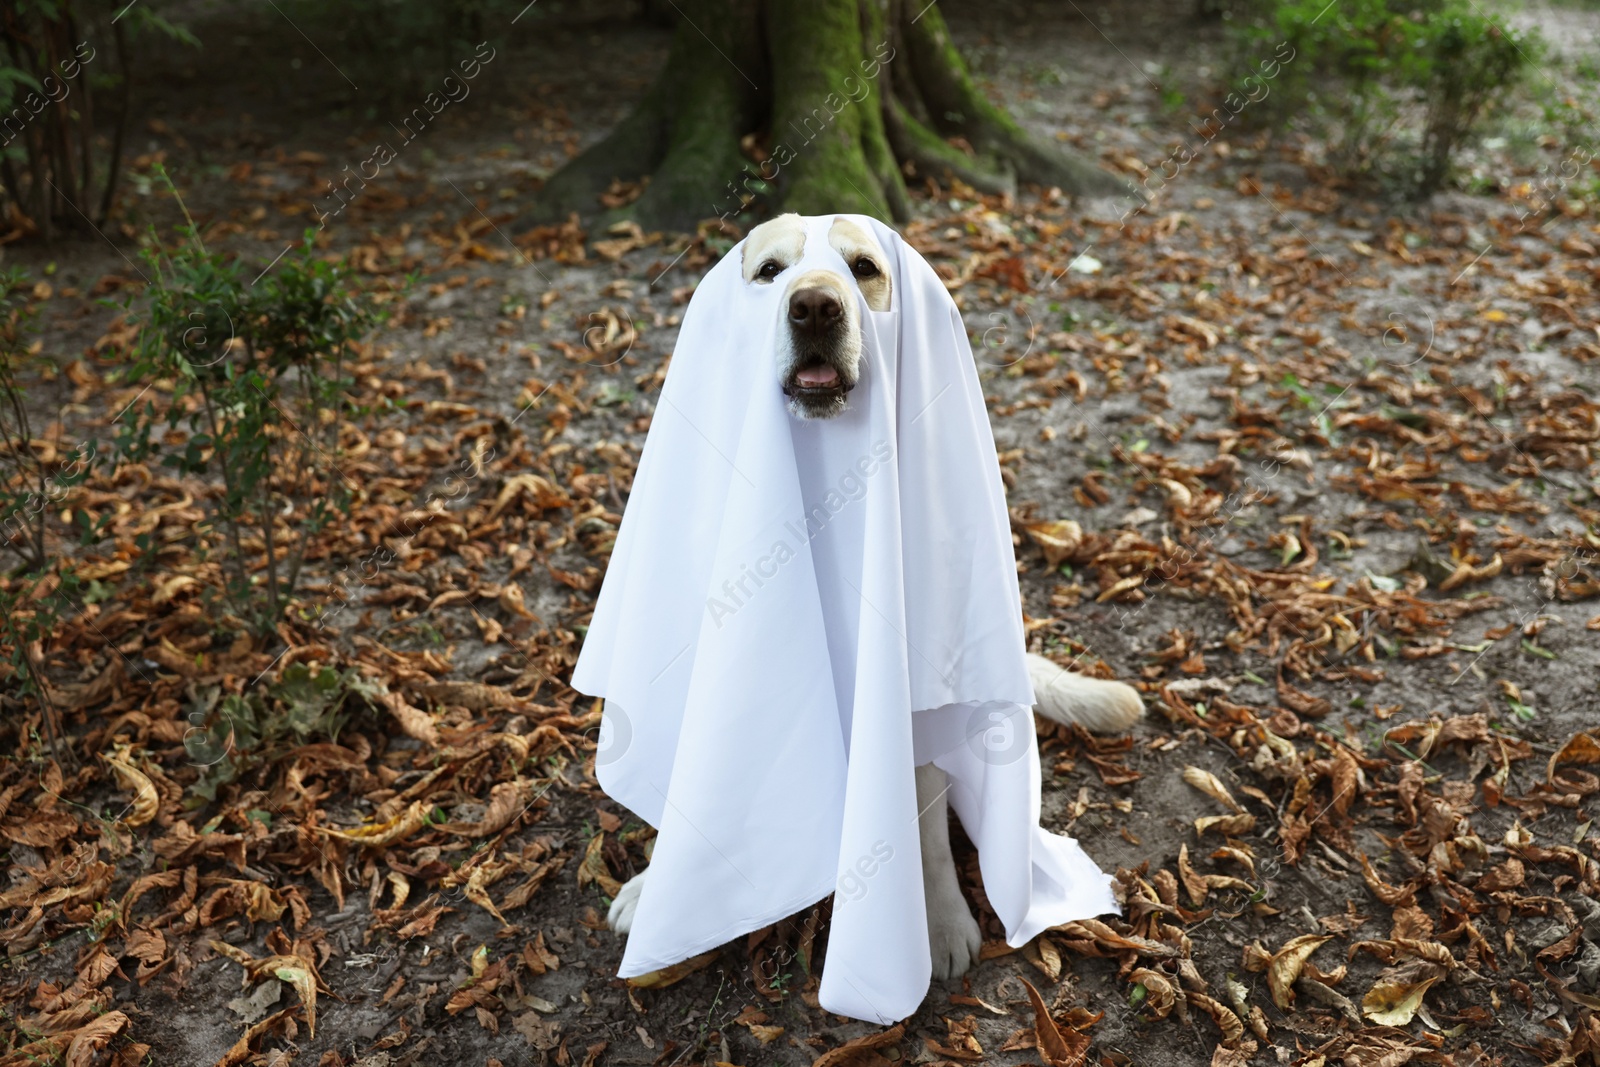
xmin=57 ymin=658 xmax=123 ymax=711
xmin=209 ymin=942 xmax=319 ymax=1039
xmin=270 ymin=961 xmax=318 ymax=1038
xmin=1549 ymin=732 xmax=1600 ymax=782
xmin=1186 ymin=992 xmax=1245 ymax=1047
xmin=1182 ymin=766 xmax=1243 ymax=813
xmin=102 ymin=750 xmax=158 ymax=827
xmin=1267 ymin=935 xmax=1331 ymax=1011
xmin=1026 ymin=520 xmax=1084 ymax=568
xmin=64 ymin=1010 xmax=128 ymax=1067
xmin=1195 ymin=813 xmax=1256 ymax=837
xmin=378 ymin=690 xmax=441 ymax=746
xmin=318 ymin=800 xmax=431 ymax=849
xmin=420 ymin=680 xmax=519 ymax=711
xmin=1021 ymin=977 xmax=1089 ymax=1067
xmin=464 ymin=866 xmax=511 ymax=928
xmin=1362 ymin=974 xmax=1440 ymax=1026
xmin=1178 ymin=844 xmax=1209 ymax=907
xmin=625 ymin=950 xmax=719 ymax=989
xmin=213 ymin=1008 xmax=295 ymax=1067
xmin=1129 ymin=967 xmax=1178 ymax=1021
xmin=442 ymin=780 xmax=530 ymax=837
xmin=1096 ymin=574 xmax=1147 ymax=603
xmin=487 ymin=473 xmax=569 ymax=518
xmin=576 ymin=833 xmax=622 ymax=898
xmin=812 ymin=1023 xmax=905 ymax=1067
xmin=498 ymin=582 xmax=535 ymax=618
xmin=1330 ymin=745 xmax=1361 ymax=817
xmin=1023 ymin=935 xmax=1063 ymax=981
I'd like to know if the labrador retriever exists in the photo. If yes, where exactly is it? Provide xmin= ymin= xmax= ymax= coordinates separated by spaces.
xmin=607 ymin=214 xmax=1142 ymax=980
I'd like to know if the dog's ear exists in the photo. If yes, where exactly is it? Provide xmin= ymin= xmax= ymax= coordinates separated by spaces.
xmin=743 ymin=214 xmax=807 ymax=285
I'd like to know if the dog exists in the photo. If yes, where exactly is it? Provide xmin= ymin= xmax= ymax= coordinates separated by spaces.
xmin=606 ymin=213 xmax=1143 ymax=980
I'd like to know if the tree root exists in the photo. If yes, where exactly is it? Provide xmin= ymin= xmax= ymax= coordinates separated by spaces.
xmin=524 ymin=0 xmax=1131 ymax=231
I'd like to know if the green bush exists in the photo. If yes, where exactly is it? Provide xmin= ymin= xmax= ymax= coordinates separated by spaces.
xmin=116 ymin=170 xmax=378 ymax=636
xmin=1232 ymin=0 xmax=1540 ymax=193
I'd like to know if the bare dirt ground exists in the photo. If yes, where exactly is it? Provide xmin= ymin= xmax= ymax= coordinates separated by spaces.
xmin=2 ymin=1 xmax=1598 ymax=1066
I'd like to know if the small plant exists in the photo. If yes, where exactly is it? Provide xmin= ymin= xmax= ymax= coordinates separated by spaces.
xmin=117 ymin=167 xmax=377 ymax=636
xmin=1230 ymin=0 xmax=1540 ymax=194
xmin=1415 ymin=11 xmax=1537 ymax=192
xmin=187 ymin=663 xmax=383 ymax=803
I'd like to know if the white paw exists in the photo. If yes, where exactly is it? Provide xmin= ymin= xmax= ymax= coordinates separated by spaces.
xmin=608 ymin=871 xmax=646 ymax=934
xmin=926 ymin=882 xmax=982 ymax=980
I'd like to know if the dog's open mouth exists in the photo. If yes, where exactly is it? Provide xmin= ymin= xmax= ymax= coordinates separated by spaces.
xmin=783 ymin=360 xmax=854 ymax=401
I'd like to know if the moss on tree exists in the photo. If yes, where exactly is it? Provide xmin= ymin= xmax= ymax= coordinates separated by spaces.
xmin=525 ymin=0 xmax=1129 ymax=230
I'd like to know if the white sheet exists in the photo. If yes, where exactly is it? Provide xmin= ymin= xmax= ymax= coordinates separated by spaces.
xmin=572 ymin=215 xmax=1117 ymax=1023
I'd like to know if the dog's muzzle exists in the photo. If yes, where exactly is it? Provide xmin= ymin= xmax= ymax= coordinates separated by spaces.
xmin=782 ymin=286 xmax=858 ymax=409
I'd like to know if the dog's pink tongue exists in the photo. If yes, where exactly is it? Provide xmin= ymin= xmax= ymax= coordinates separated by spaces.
xmin=796 ymin=365 xmax=839 ymax=387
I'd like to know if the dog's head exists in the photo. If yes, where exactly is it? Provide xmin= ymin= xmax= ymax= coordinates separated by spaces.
xmin=741 ymin=214 xmax=892 ymax=419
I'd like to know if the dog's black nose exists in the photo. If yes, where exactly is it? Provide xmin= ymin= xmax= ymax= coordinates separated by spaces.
xmin=788 ymin=288 xmax=842 ymax=336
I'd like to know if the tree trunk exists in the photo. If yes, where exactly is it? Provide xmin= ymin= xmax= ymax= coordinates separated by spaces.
xmin=524 ymin=0 xmax=1129 ymax=231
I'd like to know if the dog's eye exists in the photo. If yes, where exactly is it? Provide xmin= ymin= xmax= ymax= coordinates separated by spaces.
xmin=851 ymin=257 xmax=880 ymax=278
xmin=757 ymin=261 xmax=782 ymax=281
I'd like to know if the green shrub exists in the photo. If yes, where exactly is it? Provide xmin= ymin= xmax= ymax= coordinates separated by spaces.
xmin=1232 ymin=0 xmax=1540 ymax=193
xmin=116 ymin=169 xmax=378 ymax=636
xmin=1416 ymin=12 xmax=1538 ymax=192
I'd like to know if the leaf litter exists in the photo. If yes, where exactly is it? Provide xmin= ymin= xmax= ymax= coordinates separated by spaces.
xmin=0 ymin=8 xmax=1598 ymax=1067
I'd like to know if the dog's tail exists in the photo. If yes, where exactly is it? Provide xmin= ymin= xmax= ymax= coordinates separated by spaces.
xmin=1027 ymin=653 xmax=1144 ymax=734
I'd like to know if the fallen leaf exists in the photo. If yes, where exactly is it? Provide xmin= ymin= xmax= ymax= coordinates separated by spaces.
xmin=1021 ymin=976 xmax=1089 ymax=1067
xmin=1550 ymin=732 xmax=1600 ymax=783
xmin=1268 ymin=935 xmax=1331 ymax=1011
xmin=65 ymin=1010 xmax=128 ymax=1067
xmin=102 ymin=750 xmax=158 ymax=827
xmin=1183 ymin=766 xmax=1243 ymax=812
xmin=1026 ymin=520 xmax=1084 ymax=567
xmin=626 ymin=950 xmax=719 ymax=989
xmin=1362 ymin=974 xmax=1440 ymax=1026
xmin=812 ymin=1022 xmax=905 ymax=1067
xmin=1128 ymin=967 xmax=1177 ymax=1020
xmin=317 ymin=800 xmax=431 ymax=848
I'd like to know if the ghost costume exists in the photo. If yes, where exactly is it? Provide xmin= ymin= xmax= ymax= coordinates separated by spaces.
xmin=571 ymin=214 xmax=1117 ymax=1023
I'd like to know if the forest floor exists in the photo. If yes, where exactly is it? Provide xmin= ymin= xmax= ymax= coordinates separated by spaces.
xmin=2 ymin=1 xmax=1599 ymax=1066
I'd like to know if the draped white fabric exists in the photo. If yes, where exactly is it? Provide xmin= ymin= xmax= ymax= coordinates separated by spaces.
xmin=571 ymin=215 xmax=1117 ymax=1023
